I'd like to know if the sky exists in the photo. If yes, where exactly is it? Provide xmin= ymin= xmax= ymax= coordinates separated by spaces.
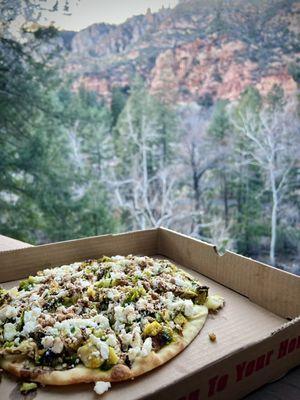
xmin=41 ymin=0 xmax=179 ymax=31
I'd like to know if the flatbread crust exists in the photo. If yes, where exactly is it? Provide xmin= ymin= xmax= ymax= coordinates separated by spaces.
xmin=0 ymin=309 xmax=207 ymax=385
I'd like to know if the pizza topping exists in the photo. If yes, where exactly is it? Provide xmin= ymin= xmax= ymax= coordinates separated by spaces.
xmin=20 ymin=382 xmax=38 ymax=394
xmin=41 ymin=335 xmax=54 ymax=349
xmin=205 ymin=295 xmax=225 ymax=311
xmin=94 ymin=381 xmax=111 ymax=395
xmin=0 ymin=255 xmax=224 ymax=375
xmin=3 ymin=322 xmax=18 ymax=341
xmin=209 ymin=332 xmax=217 ymax=342
xmin=51 ymin=337 xmax=64 ymax=354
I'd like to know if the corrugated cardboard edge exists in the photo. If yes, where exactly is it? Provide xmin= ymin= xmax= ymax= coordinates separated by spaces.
xmin=0 ymin=235 xmax=32 ymax=251
xmin=157 ymin=227 xmax=300 ymax=319
xmin=0 ymin=229 xmax=299 ymax=400
xmin=0 ymin=229 xmax=158 ymax=282
xmin=142 ymin=318 xmax=300 ymax=400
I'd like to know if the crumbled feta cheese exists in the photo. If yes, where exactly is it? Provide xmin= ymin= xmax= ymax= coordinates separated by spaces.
xmin=124 ymin=305 xmax=138 ymax=323
xmin=183 ymin=300 xmax=194 ymax=317
xmin=136 ymin=298 xmax=147 ymax=310
xmin=113 ymin=321 xmax=125 ymax=333
xmin=93 ymin=315 xmax=110 ymax=329
xmin=4 ymin=305 xmax=18 ymax=319
xmin=140 ymin=337 xmax=152 ymax=357
xmin=14 ymin=337 xmax=20 ymax=345
xmin=106 ymin=289 xmax=119 ymax=300
xmin=106 ymin=334 xmax=117 ymax=347
xmin=119 ymin=330 xmax=132 ymax=346
xmin=111 ymin=255 xmax=125 ymax=261
xmin=4 ymin=322 xmax=18 ymax=341
xmin=22 ymin=307 xmax=42 ymax=335
xmin=131 ymin=328 xmax=142 ymax=348
xmin=41 ymin=336 xmax=54 ymax=349
xmin=128 ymin=347 xmax=140 ymax=362
xmin=99 ymin=341 xmax=109 ymax=360
xmin=90 ymin=335 xmax=109 ymax=360
xmin=52 ymin=337 xmax=64 ymax=354
xmin=29 ymin=294 xmax=39 ymax=302
xmin=110 ymin=271 xmax=125 ymax=280
xmin=80 ymin=279 xmax=90 ymax=288
xmin=54 ymin=318 xmax=97 ymax=335
xmin=94 ymin=381 xmax=111 ymax=395
xmin=114 ymin=305 xmax=126 ymax=323
xmin=175 ymin=276 xmax=192 ymax=288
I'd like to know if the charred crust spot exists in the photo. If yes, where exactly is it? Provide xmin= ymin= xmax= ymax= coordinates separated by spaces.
xmin=111 ymin=364 xmax=132 ymax=381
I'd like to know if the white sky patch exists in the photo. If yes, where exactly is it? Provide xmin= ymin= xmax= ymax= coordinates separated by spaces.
xmin=40 ymin=0 xmax=179 ymax=31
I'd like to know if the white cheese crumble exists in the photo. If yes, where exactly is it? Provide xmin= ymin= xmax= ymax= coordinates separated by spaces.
xmin=94 ymin=381 xmax=111 ymax=395
xmin=128 ymin=347 xmax=140 ymax=362
xmin=22 ymin=307 xmax=42 ymax=336
xmin=93 ymin=315 xmax=110 ymax=329
xmin=4 ymin=322 xmax=18 ymax=341
xmin=140 ymin=337 xmax=152 ymax=357
xmin=106 ymin=334 xmax=117 ymax=347
xmin=52 ymin=337 xmax=64 ymax=354
xmin=41 ymin=336 xmax=54 ymax=349
xmin=175 ymin=276 xmax=193 ymax=289
xmin=183 ymin=299 xmax=195 ymax=317
xmin=119 ymin=330 xmax=132 ymax=346
xmin=4 ymin=305 xmax=18 ymax=319
xmin=90 ymin=335 xmax=109 ymax=360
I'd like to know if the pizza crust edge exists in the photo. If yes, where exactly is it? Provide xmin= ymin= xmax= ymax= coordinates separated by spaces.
xmin=0 ymin=310 xmax=208 ymax=385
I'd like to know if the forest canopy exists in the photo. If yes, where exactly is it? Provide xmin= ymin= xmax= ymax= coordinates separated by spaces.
xmin=0 ymin=0 xmax=299 ymax=273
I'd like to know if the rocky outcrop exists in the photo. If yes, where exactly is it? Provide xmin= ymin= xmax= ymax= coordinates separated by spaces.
xmin=60 ymin=0 xmax=299 ymax=104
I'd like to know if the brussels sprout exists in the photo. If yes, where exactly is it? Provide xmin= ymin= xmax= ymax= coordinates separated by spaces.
xmin=62 ymin=295 xmax=79 ymax=307
xmin=20 ymin=382 xmax=38 ymax=393
xmin=87 ymin=286 xmax=96 ymax=299
xmin=195 ymin=285 xmax=209 ymax=305
xmin=95 ymin=279 xmax=113 ymax=288
xmin=98 ymin=256 xmax=111 ymax=263
xmin=123 ymin=287 xmax=146 ymax=305
xmin=17 ymin=309 xmax=25 ymax=331
xmin=4 ymin=341 xmax=15 ymax=348
xmin=93 ymin=329 xmax=105 ymax=339
xmin=143 ymin=321 xmax=162 ymax=337
xmin=174 ymin=313 xmax=187 ymax=326
xmin=18 ymin=276 xmax=36 ymax=291
xmin=0 ymin=287 xmax=9 ymax=306
xmin=78 ymin=344 xmax=103 ymax=369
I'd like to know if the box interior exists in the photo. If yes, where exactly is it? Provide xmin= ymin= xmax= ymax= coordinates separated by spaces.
xmin=0 ymin=229 xmax=298 ymax=400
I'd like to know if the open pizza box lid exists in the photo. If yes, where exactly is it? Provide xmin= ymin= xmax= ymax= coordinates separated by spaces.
xmin=0 ymin=228 xmax=299 ymax=400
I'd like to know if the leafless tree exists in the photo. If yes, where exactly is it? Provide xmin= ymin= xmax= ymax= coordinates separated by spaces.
xmin=180 ymin=104 xmax=228 ymax=235
xmin=232 ymin=99 xmax=300 ymax=265
xmin=111 ymin=96 xmax=179 ymax=229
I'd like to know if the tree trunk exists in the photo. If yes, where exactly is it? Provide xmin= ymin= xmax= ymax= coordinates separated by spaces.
xmin=193 ymin=171 xmax=201 ymax=212
xmin=223 ymin=172 xmax=229 ymax=227
xmin=270 ymin=169 xmax=278 ymax=266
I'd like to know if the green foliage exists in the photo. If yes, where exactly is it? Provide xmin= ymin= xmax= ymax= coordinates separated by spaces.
xmin=0 ymin=35 xmax=116 ymax=243
xmin=208 ymin=100 xmax=230 ymax=140
xmin=111 ymin=86 xmax=130 ymax=126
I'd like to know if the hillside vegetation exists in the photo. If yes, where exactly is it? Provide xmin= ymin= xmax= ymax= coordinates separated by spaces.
xmin=0 ymin=0 xmax=299 ymax=272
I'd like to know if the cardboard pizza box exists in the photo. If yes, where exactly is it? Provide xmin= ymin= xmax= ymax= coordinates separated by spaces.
xmin=0 ymin=228 xmax=299 ymax=400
